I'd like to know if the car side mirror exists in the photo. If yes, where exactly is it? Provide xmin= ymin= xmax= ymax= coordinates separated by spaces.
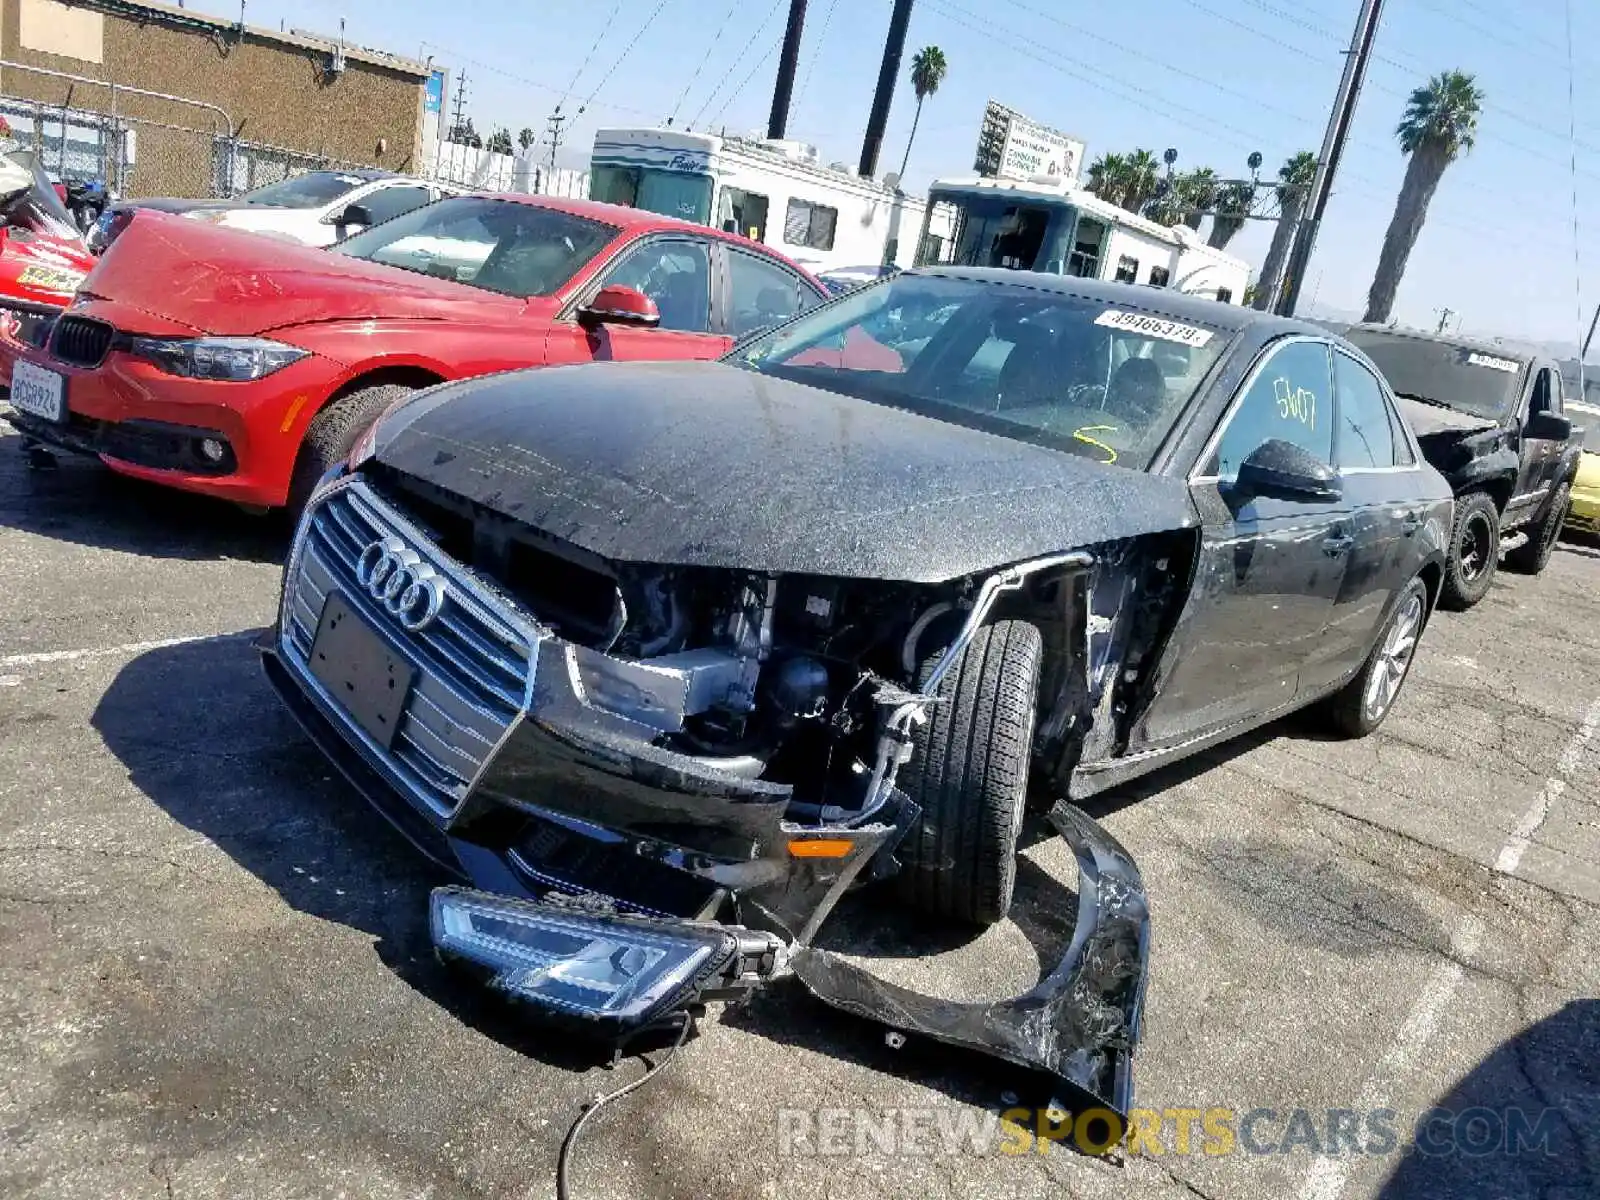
xmin=1233 ymin=438 xmax=1341 ymax=503
xmin=1526 ymin=410 xmax=1571 ymax=441
xmin=577 ymin=284 xmax=661 ymax=331
xmin=329 ymin=203 xmax=373 ymax=231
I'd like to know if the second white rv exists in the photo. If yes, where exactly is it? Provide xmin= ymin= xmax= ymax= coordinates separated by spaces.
xmin=589 ymin=127 xmax=952 ymax=276
xmin=915 ymin=174 xmax=1250 ymax=302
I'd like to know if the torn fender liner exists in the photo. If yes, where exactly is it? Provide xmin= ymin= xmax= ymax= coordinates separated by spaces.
xmin=789 ymin=802 xmax=1150 ymax=1125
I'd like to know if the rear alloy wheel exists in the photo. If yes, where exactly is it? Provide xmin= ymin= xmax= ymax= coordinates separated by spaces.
xmin=1439 ymin=490 xmax=1500 ymax=610
xmin=285 ymin=383 xmax=415 ymax=520
xmin=1505 ymin=482 xmax=1570 ymax=576
xmin=894 ymin=620 xmax=1042 ymax=927
xmin=1327 ymin=576 xmax=1427 ymax=737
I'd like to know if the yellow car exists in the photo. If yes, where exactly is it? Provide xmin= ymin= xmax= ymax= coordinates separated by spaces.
xmin=1568 ymin=400 xmax=1600 ymax=535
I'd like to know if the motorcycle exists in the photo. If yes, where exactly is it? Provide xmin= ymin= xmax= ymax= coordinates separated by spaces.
xmin=60 ymin=177 xmax=111 ymax=235
xmin=0 ymin=143 xmax=96 ymax=315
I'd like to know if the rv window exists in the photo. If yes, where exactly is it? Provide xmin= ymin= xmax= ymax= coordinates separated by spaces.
xmin=720 ymin=187 xmax=770 ymax=242
xmin=1148 ymin=265 xmax=1171 ymax=288
xmin=1216 ymin=287 xmax=1234 ymax=304
xmin=784 ymin=199 xmax=838 ymax=251
xmin=917 ymin=232 xmax=944 ymax=265
xmin=1114 ymin=255 xmax=1139 ymax=284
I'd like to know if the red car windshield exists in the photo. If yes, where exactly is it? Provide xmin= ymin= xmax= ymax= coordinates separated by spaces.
xmin=332 ymin=196 xmax=618 ymax=299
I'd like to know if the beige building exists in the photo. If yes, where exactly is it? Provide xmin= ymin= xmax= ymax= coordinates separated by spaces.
xmin=0 ymin=0 xmax=437 ymax=196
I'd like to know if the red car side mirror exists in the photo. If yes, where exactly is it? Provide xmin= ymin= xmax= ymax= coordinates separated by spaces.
xmin=577 ymin=284 xmax=660 ymax=331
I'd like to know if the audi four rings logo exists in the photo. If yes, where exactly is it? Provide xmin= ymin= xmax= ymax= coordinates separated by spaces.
xmin=355 ymin=537 xmax=446 ymax=632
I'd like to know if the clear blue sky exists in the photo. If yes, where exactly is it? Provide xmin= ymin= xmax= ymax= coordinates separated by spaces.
xmin=195 ymin=0 xmax=1597 ymax=346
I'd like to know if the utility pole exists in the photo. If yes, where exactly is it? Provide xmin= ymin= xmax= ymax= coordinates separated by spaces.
xmin=449 ymin=70 xmax=469 ymax=142
xmin=767 ymin=0 xmax=808 ymax=141
xmin=1582 ymin=301 xmax=1600 ymax=360
xmin=543 ymin=110 xmax=569 ymax=174
xmin=858 ymin=0 xmax=915 ymax=179
xmin=1273 ymin=0 xmax=1385 ymax=317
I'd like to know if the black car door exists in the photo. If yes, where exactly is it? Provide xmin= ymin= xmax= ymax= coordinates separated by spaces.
xmin=1131 ymin=337 xmax=1349 ymax=750
xmin=1308 ymin=349 xmax=1424 ymax=693
xmin=1510 ymin=365 xmax=1566 ymax=521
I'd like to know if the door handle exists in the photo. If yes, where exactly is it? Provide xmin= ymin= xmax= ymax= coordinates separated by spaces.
xmin=1323 ymin=532 xmax=1354 ymax=556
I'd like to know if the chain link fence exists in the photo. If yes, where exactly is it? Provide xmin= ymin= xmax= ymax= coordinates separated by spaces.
xmin=0 ymin=60 xmax=593 ymax=204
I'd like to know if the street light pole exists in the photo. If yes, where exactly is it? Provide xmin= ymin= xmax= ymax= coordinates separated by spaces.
xmin=1274 ymin=0 xmax=1385 ymax=316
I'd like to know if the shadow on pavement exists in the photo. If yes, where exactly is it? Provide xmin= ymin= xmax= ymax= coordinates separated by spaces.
xmin=1376 ymin=999 xmax=1598 ymax=1200
xmin=89 ymin=631 xmax=601 ymax=1074
xmin=0 ymin=429 xmax=286 ymax=563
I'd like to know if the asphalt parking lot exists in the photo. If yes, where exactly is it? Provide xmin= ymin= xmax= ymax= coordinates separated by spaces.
xmin=1 ymin=424 xmax=1597 ymax=1200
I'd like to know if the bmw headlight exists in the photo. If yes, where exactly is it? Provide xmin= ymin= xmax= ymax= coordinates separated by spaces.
xmin=430 ymin=888 xmax=777 ymax=1030
xmin=127 ymin=335 xmax=309 ymax=381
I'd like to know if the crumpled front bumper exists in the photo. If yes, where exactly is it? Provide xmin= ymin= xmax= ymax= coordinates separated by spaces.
xmin=260 ymin=472 xmax=1152 ymax=1123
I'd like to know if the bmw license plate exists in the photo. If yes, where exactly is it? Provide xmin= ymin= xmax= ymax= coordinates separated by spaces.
xmin=308 ymin=592 xmax=417 ymax=750
xmin=10 ymin=359 xmax=65 ymax=423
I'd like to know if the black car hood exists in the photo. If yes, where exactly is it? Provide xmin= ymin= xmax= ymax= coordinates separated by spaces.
xmin=369 ymin=361 xmax=1196 ymax=583
xmin=1397 ymin=396 xmax=1499 ymax=438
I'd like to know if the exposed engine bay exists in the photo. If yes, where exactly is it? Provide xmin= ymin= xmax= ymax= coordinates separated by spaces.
xmin=361 ymin=461 xmax=1195 ymax=821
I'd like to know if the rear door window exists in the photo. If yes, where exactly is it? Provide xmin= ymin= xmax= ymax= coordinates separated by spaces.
xmin=1333 ymin=351 xmax=1400 ymax=469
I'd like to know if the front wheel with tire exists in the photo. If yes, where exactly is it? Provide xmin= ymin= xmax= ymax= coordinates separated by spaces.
xmin=893 ymin=620 xmax=1043 ymax=927
xmin=285 ymin=383 xmax=415 ymax=520
xmin=1505 ymin=481 xmax=1570 ymax=575
xmin=1439 ymin=490 xmax=1500 ymax=610
xmin=1327 ymin=576 xmax=1428 ymax=737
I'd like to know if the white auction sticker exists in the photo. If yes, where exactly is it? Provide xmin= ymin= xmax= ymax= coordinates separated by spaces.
xmin=1466 ymin=352 xmax=1519 ymax=373
xmin=1094 ymin=309 xmax=1215 ymax=347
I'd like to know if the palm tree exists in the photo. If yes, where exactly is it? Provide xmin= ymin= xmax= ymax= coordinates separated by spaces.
xmin=1179 ymin=168 xmax=1219 ymax=230
xmin=1364 ymin=71 xmax=1484 ymax=323
xmin=1086 ymin=152 xmax=1129 ymax=206
xmin=1207 ymin=180 xmax=1256 ymax=250
xmin=1121 ymin=149 xmax=1161 ymax=212
xmin=1251 ymin=151 xmax=1317 ymax=311
xmin=518 ymin=127 xmax=538 ymax=152
xmin=898 ymin=46 xmax=948 ymax=178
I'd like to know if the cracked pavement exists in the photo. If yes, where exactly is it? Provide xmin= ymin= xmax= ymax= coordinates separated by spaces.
xmin=1 ymin=433 xmax=1597 ymax=1200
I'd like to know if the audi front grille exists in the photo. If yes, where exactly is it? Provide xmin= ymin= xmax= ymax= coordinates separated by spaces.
xmin=50 ymin=316 xmax=114 ymax=368
xmin=280 ymin=481 xmax=534 ymax=820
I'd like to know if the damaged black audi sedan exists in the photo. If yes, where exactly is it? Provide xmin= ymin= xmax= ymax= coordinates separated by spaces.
xmin=260 ymin=269 xmax=1452 ymax=1120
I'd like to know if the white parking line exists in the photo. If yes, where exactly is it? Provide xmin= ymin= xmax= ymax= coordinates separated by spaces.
xmin=0 ymin=631 xmax=253 ymax=670
xmin=1297 ymin=692 xmax=1600 ymax=1200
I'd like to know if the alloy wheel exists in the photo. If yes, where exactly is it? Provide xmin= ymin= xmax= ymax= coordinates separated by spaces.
xmin=1364 ymin=592 xmax=1424 ymax=722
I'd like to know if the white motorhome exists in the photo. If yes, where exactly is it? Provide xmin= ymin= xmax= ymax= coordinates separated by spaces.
xmin=589 ymin=127 xmax=952 ymax=276
xmin=915 ymin=174 xmax=1250 ymax=303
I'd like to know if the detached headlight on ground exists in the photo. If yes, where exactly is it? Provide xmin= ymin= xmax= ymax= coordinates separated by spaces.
xmin=430 ymin=888 xmax=784 ymax=1032
xmin=127 ymin=335 xmax=308 ymax=381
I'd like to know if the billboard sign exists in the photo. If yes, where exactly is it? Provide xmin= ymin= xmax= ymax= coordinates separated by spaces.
xmin=425 ymin=70 xmax=446 ymax=114
xmin=973 ymin=100 xmax=1085 ymax=183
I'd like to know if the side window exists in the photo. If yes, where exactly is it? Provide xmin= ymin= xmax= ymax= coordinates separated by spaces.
xmin=719 ymin=187 xmax=769 ymax=242
xmin=1332 ymin=352 xmax=1399 ymax=469
xmin=1148 ymin=265 xmax=1171 ymax=288
xmin=726 ymin=250 xmax=814 ymax=338
xmin=1114 ymin=255 xmax=1139 ymax=283
xmin=598 ymin=239 xmax=712 ymax=334
xmin=1216 ymin=286 xmax=1234 ymax=305
xmin=358 ymin=185 xmax=434 ymax=226
xmin=1208 ymin=339 xmax=1334 ymax=478
xmin=1386 ymin=399 xmax=1416 ymax=465
xmin=783 ymin=200 xmax=837 ymax=251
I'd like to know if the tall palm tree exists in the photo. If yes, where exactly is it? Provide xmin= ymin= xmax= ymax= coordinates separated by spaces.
xmin=1364 ymin=71 xmax=1484 ymax=323
xmin=898 ymin=46 xmax=948 ymax=178
xmin=1207 ymin=180 xmax=1256 ymax=250
xmin=1180 ymin=168 xmax=1219 ymax=229
xmin=1121 ymin=149 xmax=1161 ymax=212
xmin=1251 ymin=151 xmax=1317 ymax=311
xmin=1086 ymin=152 xmax=1129 ymax=206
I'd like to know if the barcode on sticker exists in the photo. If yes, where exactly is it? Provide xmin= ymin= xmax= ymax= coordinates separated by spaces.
xmin=1094 ymin=310 xmax=1214 ymax=347
xmin=1466 ymin=352 xmax=1519 ymax=373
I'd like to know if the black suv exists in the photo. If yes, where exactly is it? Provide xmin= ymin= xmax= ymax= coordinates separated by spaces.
xmin=1346 ymin=326 xmax=1578 ymax=609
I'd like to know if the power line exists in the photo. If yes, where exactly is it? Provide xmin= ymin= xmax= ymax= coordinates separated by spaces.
xmin=417 ymin=40 xmax=658 ymax=120
xmin=579 ymin=0 xmax=674 ymax=115
xmin=557 ymin=1 xmax=624 ymax=111
xmin=711 ymin=32 xmax=786 ymax=130
xmin=667 ymin=0 xmax=743 ymax=126
xmin=790 ymin=0 xmax=839 ymax=125
xmin=688 ymin=0 xmax=786 ymax=130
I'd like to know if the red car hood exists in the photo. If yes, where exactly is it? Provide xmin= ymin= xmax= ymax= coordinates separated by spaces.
xmin=83 ymin=210 xmax=525 ymax=335
xmin=1 ymin=227 xmax=95 ymax=311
